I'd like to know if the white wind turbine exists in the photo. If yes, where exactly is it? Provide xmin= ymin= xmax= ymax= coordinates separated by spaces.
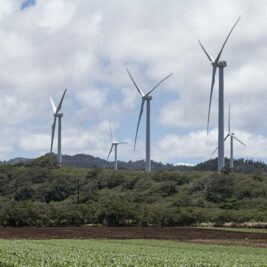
xmin=127 ymin=69 xmax=173 ymax=172
xmin=50 ymin=89 xmax=67 ymax=164
xmin=104 ymin=120 xmax=127 ymax=170
xmin=212 ymin=103 xmax=246 ymax=172
xmin=199 ymin=17 xmax=240 ymax=172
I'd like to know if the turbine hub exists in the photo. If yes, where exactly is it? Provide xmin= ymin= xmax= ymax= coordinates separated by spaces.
xmin=57 ymin=113 xmax=63 ymax=117
xmin=218 ymin=61 xmax=227 ymax=68
xmin=144 ymin=95 xmax=152 ymax=101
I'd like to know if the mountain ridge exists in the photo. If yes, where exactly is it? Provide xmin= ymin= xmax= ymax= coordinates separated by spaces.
xmin=2 ymin=154 xmax=267 ymax=173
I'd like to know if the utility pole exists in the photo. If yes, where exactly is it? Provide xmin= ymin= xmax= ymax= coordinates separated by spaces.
xmin=77 ymin=179 xmax=80 ymax=204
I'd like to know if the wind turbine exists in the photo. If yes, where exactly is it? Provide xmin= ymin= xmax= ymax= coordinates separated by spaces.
xmin=127 ymin=69 xmax=173 ymax=172
xmin=50 ymin=89 xmax=67 ymax=164
xmin=212 ymin=103 xmax=246 ymax=172
xmin=104 ymin=120 xmax=127 ymax=170
xmin=198 ymin=17 xmax=240 ymax=172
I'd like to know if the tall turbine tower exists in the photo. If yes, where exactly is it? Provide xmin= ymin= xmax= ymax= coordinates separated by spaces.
xmin=50 ymin=89 xmax=67 ymax=164
xmin=199 ymin=17 xmax=240 ymax=172
xmin=127 ymin=69 xmax=173 ymax=172
xmin=212 ymin=104 xmax=246 ymax=172
xmin=105 ymin=120 xmax=127 ymax=170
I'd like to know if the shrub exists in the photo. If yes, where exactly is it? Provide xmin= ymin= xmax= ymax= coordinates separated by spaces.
xmin=14 ymin=187 xmax=36 ymax=201
xmin=206 ymin=174 xmax=234 ymax=203
xmin=156 ymin=182 xmax=178 ymax=197
xmin=189 ymin=176 xmax=209 ymax=193
xmin=96 ymin=194 xmax=137 ymax=226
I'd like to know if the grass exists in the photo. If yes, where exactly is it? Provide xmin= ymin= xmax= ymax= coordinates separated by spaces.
xmin=0 ymin=239 xmax=266 ymax=266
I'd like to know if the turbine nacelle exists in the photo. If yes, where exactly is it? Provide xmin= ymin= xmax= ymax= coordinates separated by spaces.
xmin=54 ymin=113 xmax=63 ymax=118
xmin=143 ymin=95 xmax=152 ymax=101
xmin=211 ymin=61 xmax=227 ymax=68
xmin=112 ymin=141 xmax=120 ymax=145
xmin=217 ymin=61 xmax=227 ymax=68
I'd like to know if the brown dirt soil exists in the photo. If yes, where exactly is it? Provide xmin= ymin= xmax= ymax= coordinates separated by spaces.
xmin=0 ymin=227 xmax=267 ymax=246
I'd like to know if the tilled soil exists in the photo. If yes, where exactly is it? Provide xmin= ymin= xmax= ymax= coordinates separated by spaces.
xmin=0 ymin=227 xmax=266 ymax=246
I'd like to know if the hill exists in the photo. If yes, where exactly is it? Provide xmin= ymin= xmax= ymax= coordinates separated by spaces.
xmin=0 ymin=155 xmax=266 ymax=227
xmin=193 ymin=158 xmax=267 ymax=173
xmin=2 ymin=153 xmax=267 ymax=173
xmin=1 ymin=153 xmax=189 ymax=171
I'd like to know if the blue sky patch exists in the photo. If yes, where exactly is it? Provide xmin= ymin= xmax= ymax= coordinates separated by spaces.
xmin=21 ymin=0 xmax=36 ymax=10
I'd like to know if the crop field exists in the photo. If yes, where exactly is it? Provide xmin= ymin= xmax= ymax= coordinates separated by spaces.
xmin=0 ymin=239 xmax=266 ymax=267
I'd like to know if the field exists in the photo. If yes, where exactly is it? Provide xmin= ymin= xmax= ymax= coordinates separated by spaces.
xmin=0 ymin=239 xmax=267 ymax=267
xmin=0 ymin=227 xmax=266 ymax=266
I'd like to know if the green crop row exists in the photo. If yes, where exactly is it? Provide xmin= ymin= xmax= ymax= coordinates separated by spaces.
xmin=0 ymin=239 xmax=266 ymax=266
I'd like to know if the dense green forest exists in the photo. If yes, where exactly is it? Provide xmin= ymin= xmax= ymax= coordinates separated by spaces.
xmin=0 ymin=155 xmax=266 ymax=227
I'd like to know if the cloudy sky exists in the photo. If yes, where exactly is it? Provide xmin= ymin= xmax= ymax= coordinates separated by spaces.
xmin=1 ymin=0 xmax=267 ymax=165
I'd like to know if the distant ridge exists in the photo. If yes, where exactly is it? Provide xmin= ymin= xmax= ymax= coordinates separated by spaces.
xmin=2 ymin=157 xmax=32 ymax=165
xmin=62 ymin=154 xmax=189 ymax=171
xmin=1 ymin=154 xmax=266 ymax=173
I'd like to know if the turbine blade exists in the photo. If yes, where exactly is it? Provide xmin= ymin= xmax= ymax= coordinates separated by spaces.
xmin=228 ymin=103 xmax=231 ymax=133
xmin=207 ymin=65 xmax=217 ymax=133
xmin=50 ymin=116 xmax=57 ymax=153
xmin=232 ymin=134 xmax=247 ymax=147
xmin=104 ymin=144 xmax=114 ymax=167
xmin=127 ymin=69 xmax=144 ymax=97
xmin=55 ymin=88 xmax=67 ymax=114
xmin=109 ymin=119 xmax=113 ymax=142
xmin=134 ymin=98 xmax=145 ymax=151
xmin=211 ymin=146 xmax=218 ymax=155
xmin=211 ymin=134 xmax=229 ymax=155
xmin=198 ymin=40 xmax=214 ymax=62
xmin=50 ymin=97 xmax=57 ymax=114
xmin=215 ymin=17 xmax=241 ymax=63
xmin=145 ymin=73 xmax=173 ymax=96
xmin=224 ymin=133 xmax=230 ymax=141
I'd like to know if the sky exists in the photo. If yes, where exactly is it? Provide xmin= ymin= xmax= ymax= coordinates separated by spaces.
xmin=0 ymin=0 xmax=267 ymax=165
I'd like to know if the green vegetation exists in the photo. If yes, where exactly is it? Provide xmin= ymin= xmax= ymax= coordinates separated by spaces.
xmin=6 ymin=154 xmax=267 ymax=173
xmin=0 ymin=239 xmax=266 ymax=267
xmin=0 ymin=155 xmax=267 ymax=227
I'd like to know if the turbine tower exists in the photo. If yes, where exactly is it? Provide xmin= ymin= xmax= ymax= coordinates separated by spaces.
xmin=127 ymin=69 xmax=173 ymax=172
xmin=50 ymin=89 xmax=67 ymax=164
xmin=105 ymin=120 xmax=127 ymax=170
xmin=212 ymin=103 xmax=246 ymax=172
xmin=199 ymin=17 xmax=240 ymax=172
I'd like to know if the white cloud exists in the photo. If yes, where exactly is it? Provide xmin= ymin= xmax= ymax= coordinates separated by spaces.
xmin=154 ymin=129 xmax=267 ymax=163
xmin=19 ymin=133 xmax=50 ymax=152
xmin=0 ymin=0 xmax=266 ymax=165
xmin=38 ymin=0 xmax=75 ymax=30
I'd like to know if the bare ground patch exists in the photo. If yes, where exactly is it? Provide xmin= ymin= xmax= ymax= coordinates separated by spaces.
xmin=0 ymin=227 xmax=266 ymax=247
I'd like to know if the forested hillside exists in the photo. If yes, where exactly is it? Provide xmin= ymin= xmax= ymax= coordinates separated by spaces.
xmin=0 ymin=155 xmax=266 ymax=227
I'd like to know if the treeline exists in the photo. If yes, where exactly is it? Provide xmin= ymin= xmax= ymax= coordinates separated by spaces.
xmin=0 ymin=155 xmax=266 ymax=227
xmin=4 ymin=153 xmax=267 ymax=173
xmin=193 ymin=158 xmax=267 ymax=173
xmin=1 ymin=198 xmax=265 ymax=227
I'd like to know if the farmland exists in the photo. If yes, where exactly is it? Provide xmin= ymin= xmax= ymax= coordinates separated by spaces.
xmin=0 ymin=238 xmax=266 ymax=267
xmin=0 ymin=227 xmax=266 ymax=266
xmin=0 ymin=227 xmax=267 ymax=245
xmin=0 ymin=157 xmax=267 ymax=265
